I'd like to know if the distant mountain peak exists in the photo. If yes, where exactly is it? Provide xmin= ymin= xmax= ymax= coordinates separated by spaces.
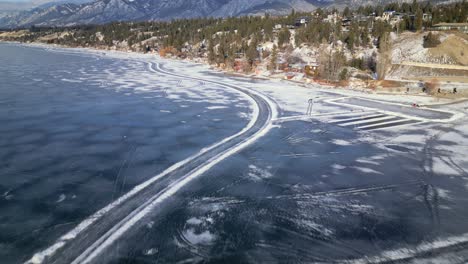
xmin=0 ymin=0 xmax=374 ymax=28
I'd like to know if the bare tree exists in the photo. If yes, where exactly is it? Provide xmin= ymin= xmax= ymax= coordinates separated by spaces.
xmin=318 ymin=46 xmax=346 ymax=82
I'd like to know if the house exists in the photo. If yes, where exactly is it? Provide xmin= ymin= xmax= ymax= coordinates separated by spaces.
xmin=234 ymin=52 xmax=245 ymax=59
xmin=341 ymin=18 xmax=352 ymax=31
xmin=382 ymin=11 xmax=396 ymax=21
xmin=305 ymin=63 xmax=319 ymax=77
xmin=274 ymin=24 xmax=283 ymax=30
xmin=276 ymin=59 xmax=290 ymax=71
xmin=422 ymin=13 xmax=432 ymax=22
xmin=390 ymin=12 xmax=405 ymax=25
xmin=354 ymin=14 xmax=372 ymax=28
xmin=323 ymin=13 xmax=340 ymax=24
xmin=354 ymin=15 xmax=369 ymax=23
xmin=295 ymin=17 xmax=310 ymax=27
xmin=432 ymin=23 xmax=468 ymax=33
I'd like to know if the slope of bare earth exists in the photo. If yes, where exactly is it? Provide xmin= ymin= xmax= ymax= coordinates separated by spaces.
xmin=391 ymin=31 xmax=468 ymax=66
xmin=0 ymin=30 xmax=29 ymax=38
xmin=36 ymin=31 xmax=72 ymax=42
xmin=428 ymin=33 xmax=468 ymax=66
xmin=388 ymin=31 xmax=468 ymax=87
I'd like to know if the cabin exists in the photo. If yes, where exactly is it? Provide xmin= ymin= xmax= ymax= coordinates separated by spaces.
xmin=295 ymin=17 xmax=310 ymax=27
xmin=304 ymin=63 xmax=319 ymax=77
xmin=382 ymin=11 xmax=396 ymax=21
xmin=390 ymin=12 xmax=405 ymax=25
xmin=422 ymin=13 xmax=432 ymax=22
xmin=323 ymin=13 xmax=340 ymax=24
xmin=341 ymin=18 xmax=352 ymax=31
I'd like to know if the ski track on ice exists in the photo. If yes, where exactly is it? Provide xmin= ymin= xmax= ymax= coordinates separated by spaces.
xmin=26 ymin=60 xmax=277 ymax=264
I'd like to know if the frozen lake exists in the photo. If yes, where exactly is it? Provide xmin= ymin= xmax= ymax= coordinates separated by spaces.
xmin=0 ymin=43 xmax=252 ymax=263
xmin=2 ymin=43 xmax=468 ymax=264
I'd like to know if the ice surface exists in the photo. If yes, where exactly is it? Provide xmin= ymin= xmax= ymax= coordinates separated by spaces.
xmin=5 ymin=43 xmax=468 ymax=264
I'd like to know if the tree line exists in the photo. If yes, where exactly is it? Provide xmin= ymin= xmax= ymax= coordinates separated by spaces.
xmin=1 ymin=0 xmax=466 ymax=80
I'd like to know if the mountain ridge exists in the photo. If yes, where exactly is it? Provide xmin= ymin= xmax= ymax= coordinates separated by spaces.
xmin=0 ymin=0 xmax=331 ymax=28
xmin=0 ymin=0 xmax=402 ymax=28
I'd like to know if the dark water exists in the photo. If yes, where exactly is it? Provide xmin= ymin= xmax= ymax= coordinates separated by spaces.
xmin=0 ymin=43 xmax=250 ymax=263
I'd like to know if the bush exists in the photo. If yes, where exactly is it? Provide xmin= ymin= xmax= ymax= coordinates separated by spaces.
xmin=349 ymin=57 xmax=367 ymax=70
xmin=423 ymin=32 xmax=441 ymax=48
xmin=339 ymin=68 xmax=349 ymax=81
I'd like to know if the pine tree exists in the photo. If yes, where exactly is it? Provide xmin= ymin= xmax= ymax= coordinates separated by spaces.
xmin=415 ymin=9 xmax=424 ymax=31
xmin=225 ymin=43 xmax=235 ymax=69
xmin=207 ymin=37 xmax=216 ymax=64
xmin=343 ymin=7 xmax=351 ymax=18
xmin=245 ymin=37 xmax=258 ymax=72
xmin=277 ymin=28 xmax=291 ymax=48
xmin=411 ymin=0 xmax=419 ymax=13
xmin=460 ymin=0 xmax=468 ymax=23
xmin=269 ymin=44 xmax=278 ymax=72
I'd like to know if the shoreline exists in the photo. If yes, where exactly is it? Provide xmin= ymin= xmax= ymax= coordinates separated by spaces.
xmin=1 ymin=40 xmax=465 ymax=107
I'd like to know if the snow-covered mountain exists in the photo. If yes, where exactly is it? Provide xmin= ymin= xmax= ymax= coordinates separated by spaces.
xmin=0 ymin=0 xmax=336 ymax=28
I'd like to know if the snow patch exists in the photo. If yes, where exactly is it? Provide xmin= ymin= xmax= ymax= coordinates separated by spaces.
xmin=206 ymin=105 xmax=228 ymax=110
xmin=61 ymin=78 xmax=82 ymax=83
xmin=143 ymin=248 xmax=157 ymax=256
xmin=182 ymin=229 xmax=216 ymax=245
xmin=186 ymin=217 xmax=203 ymax=225
xmin=247 ymin=164 xmax=273 ymax=182
xmin=352 ymin=166 xmax=383 ymax=175
xmin=331 ymin=139 xmax=352 ymax=146
xmin=356 ymin=158 xmax=381 ymax=166
xmin=331 ymin=164 xmax=346 ymax=170
xmin=56 ymin=194 xmax=66 ymax=203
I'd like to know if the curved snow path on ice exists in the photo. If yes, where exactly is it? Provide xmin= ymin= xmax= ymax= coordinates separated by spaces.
xmin=26 ymin=61 xmax=277 ymax=264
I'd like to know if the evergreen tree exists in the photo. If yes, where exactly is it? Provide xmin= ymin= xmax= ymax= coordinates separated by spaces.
xmin=245 ymin=37 xmax=258 ymax=71
xmin=277 ymin=28 xmax=291 ymax=48
xmin=411 ymin=0 xmax=419 ymax=13
xmin=269 ymin=45 xmax=278 ymax=72
xmin=207 ymin=37 xmax=216 ymax=64
xmin=343 ymin=7 xmax=351 ymax=18
xmin=226 ymin=43 xmax=235 ymax=69
xmin=460 ymin=0 xmax=468 ymax=23
xmin=415 ymin=8 xmax=424 ymax=31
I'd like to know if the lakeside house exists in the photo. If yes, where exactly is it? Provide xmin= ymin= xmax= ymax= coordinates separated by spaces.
xmin=389 ymin=12 xmax=405 ymax=25
xmin=295 ymin=17 xmax=310 ymax=27
xmin=382 ymin=11 xmax=396 ymax=21
xmin=423 ymin=13 xmax=432 ymax=22
xmin=341 ymin=18 xmax=352 ymax=31
xmin=323 ymin=13 xmax=340 ymax=24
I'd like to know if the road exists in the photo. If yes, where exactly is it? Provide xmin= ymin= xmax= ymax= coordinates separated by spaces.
xmin=398 ymin=61 xmax=468 ymax=70
xmin=26 ymin=61 xmax=277 ymax=264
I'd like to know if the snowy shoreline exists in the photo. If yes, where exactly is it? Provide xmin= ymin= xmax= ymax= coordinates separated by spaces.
xmin=1 ymin=40 xmax=463 ymax=109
